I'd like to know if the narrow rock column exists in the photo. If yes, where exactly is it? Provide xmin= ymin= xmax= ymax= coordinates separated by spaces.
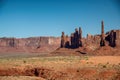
xmin=70 ymin=33 xmax=74 ymax=48
xmin=65 ymin=35 xmax=70 ymax=48
xmin=79 ymin=27 xmax=82 ymax=47
xmin=60 ymin=32 xmax=65 ymax=48
xmin=74 ymin=28 xmax=79 ymax=48
xmin=100 ymin=21 xmax=105 ymax=46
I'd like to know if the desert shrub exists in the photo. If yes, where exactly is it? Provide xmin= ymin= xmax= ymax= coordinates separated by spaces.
xmin=102 ymin=65 xmax=107 ymax=68
xmin=23 ymin=60 xmax=26 ymax=63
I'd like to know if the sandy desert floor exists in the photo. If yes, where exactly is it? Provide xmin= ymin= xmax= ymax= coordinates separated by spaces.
xmin=0 ymin=53 xmax=120 ymax=80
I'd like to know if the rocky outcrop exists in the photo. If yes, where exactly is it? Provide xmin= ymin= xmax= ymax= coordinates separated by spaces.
xmin=60 ymin=27 xmax=82 ymax=49
xmin=0 ymin=37 xmax=60 ymax=53
xmin=59 ymin=21 xmax=120 ymax=55
xmin=60 ymin=21 xmax=120 ymax=51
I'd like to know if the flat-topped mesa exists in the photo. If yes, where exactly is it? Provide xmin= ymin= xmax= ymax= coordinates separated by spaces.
xmin=0 ymin=37 xmax=16 ymax=47
xmin=10 ymin=38 xmax=15 ymax=47
xmin=0 ymin=37 xmax=60 ymax=53
xmin=100 ymin=21 xmax=105 ymax=46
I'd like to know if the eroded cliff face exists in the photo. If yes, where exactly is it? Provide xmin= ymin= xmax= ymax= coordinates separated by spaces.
xmin=0 ymin=37 xmax=60 ymax=53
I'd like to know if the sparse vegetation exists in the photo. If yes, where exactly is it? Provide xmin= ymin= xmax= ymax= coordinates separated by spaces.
xmin=0 ymin=55 xmax=119 ymax=80
xmin=102 ymin=65 xmax=107 ymax=68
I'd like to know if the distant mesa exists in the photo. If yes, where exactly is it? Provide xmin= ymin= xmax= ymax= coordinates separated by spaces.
xmin=0 ymin=37 xmax=60 ymax=53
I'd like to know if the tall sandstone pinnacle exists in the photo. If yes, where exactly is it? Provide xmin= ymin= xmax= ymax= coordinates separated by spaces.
xmin=60 ymin=32 xmax=66 ymax=48
xmin=79 ymin=27 xmax=82 ymax=47
xmin=74 ymin=28 xmax=79 ymax=48
xmin=79 ymin=27 xmax=82 ymax=39
xmin=100 ymin=21 xmax=105 ymax=46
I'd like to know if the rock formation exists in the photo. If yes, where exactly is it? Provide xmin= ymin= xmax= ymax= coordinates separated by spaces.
xmin=79 ymin=27 xmax=82 ymax=47
xmin=100 ymin=21 xmax=105 ymax=46
xmin=0 ymin=21 xmax=119 ymax=54
xmin=60 ymin=32 xmax=65 ymax=48
xmin=60 ymin=27 xmax=83 ymax=49
xmin=60 ymin=21 xmax=120 ymax=50
xmin=0 ymin=37 xmax=60 ymax=53
xmin=65 ymin=35 xmax=70 ymax=48
xmin=105 ymin=30 xmax=120 ymax=47
xmin=70 ymin=33 xmax=74 ymax=48
xmin=115 ymin=30 xmax=120 ymax=47
xmin=74 ymin=28 xmax=79 ymax=48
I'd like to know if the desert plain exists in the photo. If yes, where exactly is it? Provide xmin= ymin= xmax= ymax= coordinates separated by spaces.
xmin=0 ymin=51 xmax=120 ymax=80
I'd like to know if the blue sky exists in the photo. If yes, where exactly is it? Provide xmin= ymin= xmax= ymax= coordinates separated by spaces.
xmin=0 ymin=0 xmax=120 ymax=38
